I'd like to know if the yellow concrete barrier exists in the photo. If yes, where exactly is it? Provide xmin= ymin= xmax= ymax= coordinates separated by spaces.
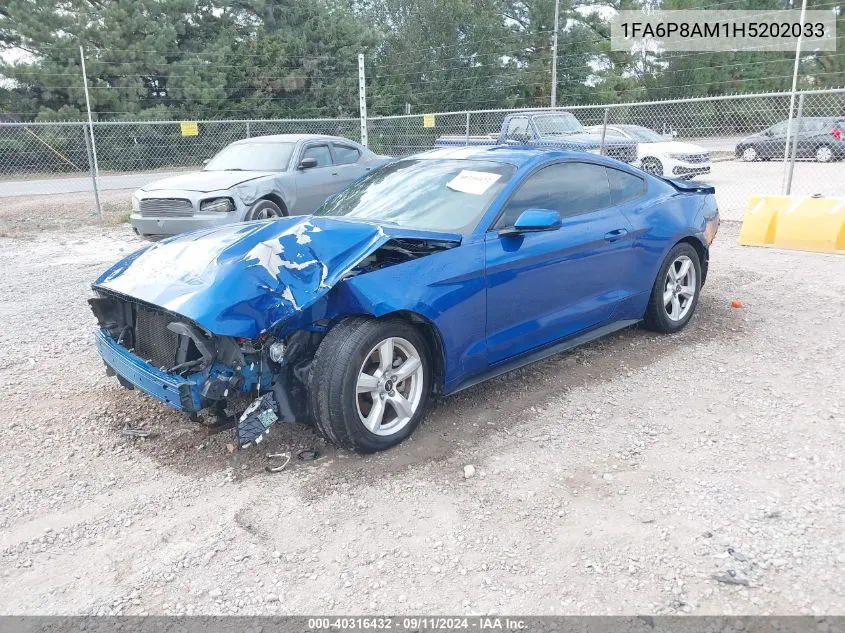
xmin=739 ymin=194 xmax=845 ymax=253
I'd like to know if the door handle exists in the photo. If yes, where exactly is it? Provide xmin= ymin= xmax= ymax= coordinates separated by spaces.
xmin=332 ymin=171 xmax=339 ymax=176
xmin=604 ymin=228 xmax=629 ymax=242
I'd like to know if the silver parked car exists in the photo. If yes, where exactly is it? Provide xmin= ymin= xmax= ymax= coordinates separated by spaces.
xmin=130 ymin=134 xmax=391 ymax=238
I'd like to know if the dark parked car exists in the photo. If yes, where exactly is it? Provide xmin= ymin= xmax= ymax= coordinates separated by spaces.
xmin=735 ymin=117 xmax=845 ymax=162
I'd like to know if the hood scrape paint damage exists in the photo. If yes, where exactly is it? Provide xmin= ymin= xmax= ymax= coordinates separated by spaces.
xmin=94 ymin=217 xmax=392 ymax=338
xmin=94 ymin=217 xmax=454 ymax=339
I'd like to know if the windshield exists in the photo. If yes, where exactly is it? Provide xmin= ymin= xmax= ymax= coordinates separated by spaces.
xmin=621 ymin=126 xmax=665 ymax=142
xmin=534 ymin=113 xmax=586 ymax=137
xmin=315 ymin=159 xmax=515 ymax=234
xmin=204 ymin=141 xmax=295 ymax=172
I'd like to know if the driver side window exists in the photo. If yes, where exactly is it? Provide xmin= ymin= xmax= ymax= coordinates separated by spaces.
xmin=302 ymin=144 xmax=333 ymax=167
xmin=506 ymin=117 xmax=531 ymax=142
xmin=768 ymin=121 xmax=788 ymax=136
xmin=495 ymin=162 xmax=612 ymax=229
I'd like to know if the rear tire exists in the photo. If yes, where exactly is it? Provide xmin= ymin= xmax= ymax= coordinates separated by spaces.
xmin=815 ymin=145 xmax=834 ymax=163
xmin=308 ymin=317 xmax=431 ymax=453
xmin=642 ymin=242 xmax=702 ymax=334
xmin=245 ymin=199 xmax=285 ymax=221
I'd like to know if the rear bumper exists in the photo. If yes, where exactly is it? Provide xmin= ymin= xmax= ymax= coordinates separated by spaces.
xmin=94 ymin=328 xmax=202 ymax=412
xmin=130 ymin=212 xmax=241 ymax=238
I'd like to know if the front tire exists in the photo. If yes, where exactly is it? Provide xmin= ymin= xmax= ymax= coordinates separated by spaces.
xmin=308 ymin=317 xmax=431 ymax=453
xmin=245 ymin=199 xmax=285 ymax=221
xmin=740 ymin=146 xmax=758 ymax=162
xmin=642 ymin=242 xmax=702 ymax=333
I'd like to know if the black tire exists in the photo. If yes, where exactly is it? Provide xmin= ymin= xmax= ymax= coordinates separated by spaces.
xmin=245 ymin=199 xmax=285 ymax=221
xmin=642 ymin=242 xmax=702 ymax=334
xmin=308 ymin=316 xmax=431 ymax=453
xmin=641 ymin=157 xmax=664 ymax=176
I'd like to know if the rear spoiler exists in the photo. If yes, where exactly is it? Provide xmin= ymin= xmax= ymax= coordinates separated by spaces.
xmin=662 ymin=177 xmax=715 ymax=194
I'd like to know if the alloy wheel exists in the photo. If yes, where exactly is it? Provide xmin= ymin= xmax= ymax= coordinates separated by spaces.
xmin=356 ymin=337 xmax=424 ymax=436
xmin=663 ymin=255 xmax=697 ymax=322
xmin=816 ymin=146 xmax=833 ymax=163
xmin=742 ymin=146 xmax=757 ymax=161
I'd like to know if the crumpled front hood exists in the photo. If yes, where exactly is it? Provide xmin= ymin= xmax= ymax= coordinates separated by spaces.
xmin=93 ymin=216 xmax=460 ymax=338
xmin=140 ymin=170 xmax=276 ymax=192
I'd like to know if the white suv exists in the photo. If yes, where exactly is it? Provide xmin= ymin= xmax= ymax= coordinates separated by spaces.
xmin=586 ymin=124 xmax=711 ymax=180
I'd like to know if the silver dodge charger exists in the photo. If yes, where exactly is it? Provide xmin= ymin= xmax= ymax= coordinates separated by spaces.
xmin=130 ymin=134 xmax=391 ymax=238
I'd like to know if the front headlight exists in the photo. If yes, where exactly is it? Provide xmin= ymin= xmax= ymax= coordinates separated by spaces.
xmin=131 ymin=191 xmax=140 ymax=212
xmin=200 ymin=197 xmax=235 ymax=213
xmin=668 ymin=153 xmax=689 ymax=160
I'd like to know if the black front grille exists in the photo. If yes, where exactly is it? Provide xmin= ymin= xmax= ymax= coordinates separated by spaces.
xmin=134 ymin=305 xmax=179 ymax=370
xmin=684 ymin=153 xmax=710 ymax=164
xmin=605 ymin=144 xmax=637 ymax=164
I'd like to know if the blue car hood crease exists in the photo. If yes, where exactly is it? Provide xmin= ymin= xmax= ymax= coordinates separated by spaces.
xmin=94 ymin=216 xmax=461 ymax=339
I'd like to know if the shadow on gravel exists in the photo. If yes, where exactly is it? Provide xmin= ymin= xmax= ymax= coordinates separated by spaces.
xmin=97 ymin=292 xmax=748 ymax=491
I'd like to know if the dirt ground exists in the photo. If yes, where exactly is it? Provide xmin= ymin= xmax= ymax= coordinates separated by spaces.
xmin=1 ymin=214 xmax=843 ymax=615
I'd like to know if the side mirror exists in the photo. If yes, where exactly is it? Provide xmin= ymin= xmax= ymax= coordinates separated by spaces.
xmin=499 ymin=209 xmax=562 ymax=236
xmin=298 ymin=157 xmax=319 ymax=170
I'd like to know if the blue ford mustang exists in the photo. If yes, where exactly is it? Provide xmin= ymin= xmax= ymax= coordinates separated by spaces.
xmin=90 ymin=146 xmax=720 ymax=452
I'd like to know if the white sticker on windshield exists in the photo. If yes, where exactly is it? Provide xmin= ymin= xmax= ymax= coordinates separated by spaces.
xmin=446 ymin=170 xmax=501 ymax=195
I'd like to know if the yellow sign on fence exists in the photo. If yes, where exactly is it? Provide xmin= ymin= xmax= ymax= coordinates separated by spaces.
xmin=423 ymin=114 xmax=436 ymax=128
xmin=180 ymin=121 xmax=199 ymax=137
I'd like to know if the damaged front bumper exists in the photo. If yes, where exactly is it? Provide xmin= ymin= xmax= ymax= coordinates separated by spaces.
xmin=94 ymin=328 xmax=203 ymax=412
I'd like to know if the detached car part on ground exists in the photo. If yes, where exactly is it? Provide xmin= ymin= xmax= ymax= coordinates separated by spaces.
xmin=130 ymin=134 xmax=391 ymax=239
xmin=91 ymin=146 xmax=720 ymax=453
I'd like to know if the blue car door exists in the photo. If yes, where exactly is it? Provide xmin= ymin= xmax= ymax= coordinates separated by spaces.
xmin=484 ymin=161 xmax=640 ymax=365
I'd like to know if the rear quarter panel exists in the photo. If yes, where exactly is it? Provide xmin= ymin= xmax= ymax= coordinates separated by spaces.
xmin=618 ymin=178 xmax=717 ymax=317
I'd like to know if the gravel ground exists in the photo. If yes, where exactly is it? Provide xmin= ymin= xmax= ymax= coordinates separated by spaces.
xmin=1 ymin=220 xmax=844 ymax=616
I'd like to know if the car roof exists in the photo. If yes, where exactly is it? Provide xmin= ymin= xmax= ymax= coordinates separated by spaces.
xmin=230 ymin=134 xmax=354 ymax=145
xmin=411 ymin=145 xmax=601 ymax=167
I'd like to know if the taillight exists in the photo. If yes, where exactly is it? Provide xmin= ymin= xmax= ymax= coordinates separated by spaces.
xmin=832 ymin=128 xmax=842 ymax=140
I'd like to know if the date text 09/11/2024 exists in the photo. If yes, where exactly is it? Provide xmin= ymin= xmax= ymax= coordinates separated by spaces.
xmin=307 ymin=617 xmax=528 ymax=630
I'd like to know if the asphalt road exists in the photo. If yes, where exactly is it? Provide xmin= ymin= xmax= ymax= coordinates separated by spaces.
xmin=0 ymin=171 xmax=183 ymax=198
xmin=1 ymin=157 xmax=843 ymax=224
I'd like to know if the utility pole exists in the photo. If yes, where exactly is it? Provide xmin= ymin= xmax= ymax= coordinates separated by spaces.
xmin=781 ymin=0 xmax=808 ymax=193
xmin=358 ymin=53 xmax=368 ymax=148
xmin=79 ymin=45 xmax=102 ymax=219
xmin=550 ymin=0 xmax=561 ymax=108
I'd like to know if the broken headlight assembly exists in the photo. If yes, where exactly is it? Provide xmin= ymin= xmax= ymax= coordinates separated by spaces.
xmin=200 ymin=197 xmax=235 ymax=213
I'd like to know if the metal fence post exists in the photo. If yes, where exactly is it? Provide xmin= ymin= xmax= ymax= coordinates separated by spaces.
xmin=785 ymin=92 xmax=805 ymax=195
xmin=599 ymin=108 xmax=609 ymax=156
xmin=79 ymin=46 xmax=102 ymax=219
xmin=246 ymin=121 xmax=251 ymax=138
xmin=465 ymin=111 xmax=471 ymax=146
xmin=358 ymin=53 xmax=368 ymax=148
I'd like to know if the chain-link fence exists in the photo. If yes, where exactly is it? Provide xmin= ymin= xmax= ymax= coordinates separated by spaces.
xmin=1 ymin=88 xmax=844 ymax=221
xmin=369 ymin=88 xmax=845 ymax=221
